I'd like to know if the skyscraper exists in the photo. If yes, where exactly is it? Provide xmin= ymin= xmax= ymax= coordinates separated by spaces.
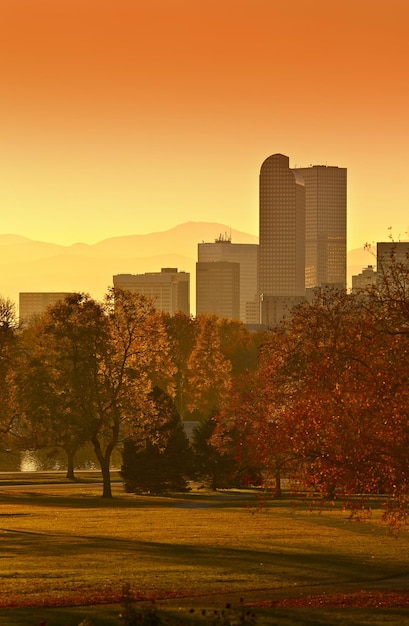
xmin=259 ymin=154 xmax=306 ymax=298
xmin=296 ymin=164 xmax=347 ymax=290
xmin=258 ymin=154 xmax=306 ymax=325
xmin=258 ymin=154 xmax=347 ymax=325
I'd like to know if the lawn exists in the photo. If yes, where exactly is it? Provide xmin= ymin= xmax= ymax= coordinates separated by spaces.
xmin=0 ymin=472 xmax=408 ymax=625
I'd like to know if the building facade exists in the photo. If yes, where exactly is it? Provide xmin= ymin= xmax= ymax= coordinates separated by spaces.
xmin=19 ymin=292 xmax=73 ymax=324
xmin=258 ymin=154 xmax=306 ymax=324
xmin=295 ymin=164 xmax=347 ymax=290
xmin=258 ymin=154 xmax=347 ymax=325
xmin=113 ymin=268 xmax=190 ymax=316
xmin=377 ymin=242 xmax=409 ymax=270
xmin=351 ymin=265 xmax=377 ymax=293
xmin=197 ymin=236 xmax=258 ymax=323
xmin=196 ymin=260 xmax=240 ymax=320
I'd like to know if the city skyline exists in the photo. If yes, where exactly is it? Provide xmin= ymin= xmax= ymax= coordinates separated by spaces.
xmin=1 ymin=1 xmax=408 ymax=251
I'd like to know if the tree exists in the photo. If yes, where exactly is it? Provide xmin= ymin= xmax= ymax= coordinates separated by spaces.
xmin=193 ymin=412 xmax=261 ymax=491
xmin=15 ymin=314 xmax=92 ymax=479
xmin=121 ymin=386 xmax=193 ymax=494
xmin=213 ymin=337 xmax=294 ymax=497
xmin=247 ymin=285 xmax=409 ymax=516
xmin=217 ymin=318 xmax=264 ymax=376
xmin=0 ymin=297 xmax=19 ymax=456
xmin=185 ymin=315 xmax=232 ymax=420
xmin=259 ymin=289 xmax=387 ymax=499
xmin=15 ymin=294 xmax=106 ymax=479
xmin=161 ymin=312 xmax=197 ymax=418
xmin=16 ymin=290 xmax=176 ymax=498
xmin=90 ymin=288 xmax=176 ymax=498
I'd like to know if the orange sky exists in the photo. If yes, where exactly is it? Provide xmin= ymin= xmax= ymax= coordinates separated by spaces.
xmin=1 ymin=0 xmax=408 ymax=250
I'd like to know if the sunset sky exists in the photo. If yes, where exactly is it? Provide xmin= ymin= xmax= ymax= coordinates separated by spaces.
xmin=1 ymin=0 xmax=408 ymax=251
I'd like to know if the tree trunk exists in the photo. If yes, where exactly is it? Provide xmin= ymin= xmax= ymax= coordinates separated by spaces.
xmin=100 ymin=456 xmax=112 ymax=499
xmin=274 ymin=467 xmax=282 ymax=499
xmin=65 ymin=448 xmax=76 ymax=480
xmin=91 ymin=436 xmax=113 ymax=498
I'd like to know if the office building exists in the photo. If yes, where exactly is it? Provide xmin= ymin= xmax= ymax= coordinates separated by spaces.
xmin=351 ymin=265 xmax=377 ymax=294
xmin=259 ymin=154 xmax=306 ymax=298
xmin=113 ymin=268 xmax=190 ymax=316
xmin=19 ymin=292 xmax=72 ymax=324
xmin=196 ymin=260 xmax=240 ymax=320
xmin=197 ymin=236 xmax=258 ymax=323
xmin=377 ymin=242 xmax=409 ymax=270
xmin=376 ymin=241 xmax=409 ymax=293
xmin=258 ymin=153 xmax=347 ymax=325
xmin=258 ymin=153 xmax=306 ymax=324
xmin=295 ymin=164 xmax=347 ymax=290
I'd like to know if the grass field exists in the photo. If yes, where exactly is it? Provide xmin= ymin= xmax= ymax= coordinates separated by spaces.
xmin=0 ymin=471 xmax=409 ymax=625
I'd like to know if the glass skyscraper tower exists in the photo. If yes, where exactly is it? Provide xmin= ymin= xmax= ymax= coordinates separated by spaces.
xmin=259 ymin=154 xmax=306 ymax=298
xmin=258 ymin=153 xmax=347 ymax=324
xmin=296 ymin=164 xmax=347 ymax=290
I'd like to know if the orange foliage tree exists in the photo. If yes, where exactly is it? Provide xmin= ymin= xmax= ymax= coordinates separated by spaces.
xmin=185 ymin=314 xmax=232 ymax=420
xmin=215 ymin=282 xmax=409 ymax=520
xmin=16 ymin=290 xmax=175 ymax=497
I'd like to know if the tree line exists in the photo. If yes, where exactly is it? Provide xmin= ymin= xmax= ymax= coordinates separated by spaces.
xmin=1 ymin=249 xmax=409 ymax=523
xmin=0 ymin=288 xmax=262 ymax=497
xmin=214 ymin=249 xmax=409 ymax=526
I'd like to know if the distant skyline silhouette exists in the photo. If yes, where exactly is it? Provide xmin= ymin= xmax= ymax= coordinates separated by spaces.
xmin=0 ymin=222 xmax=376 ymax=314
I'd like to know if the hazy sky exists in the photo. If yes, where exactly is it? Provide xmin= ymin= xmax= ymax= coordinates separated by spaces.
xmin=1 ymin=0 xmax=408 ymax=250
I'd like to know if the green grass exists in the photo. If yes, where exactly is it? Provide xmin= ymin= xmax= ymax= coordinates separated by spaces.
xmin=0 ymin=475 xmax=408 ymax=625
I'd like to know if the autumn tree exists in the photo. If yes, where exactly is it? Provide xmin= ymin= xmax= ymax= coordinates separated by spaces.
xmin=16 ymin=290 xmax=175 ymax=497
xmin=266 ymin=289 xmax=381 ymax=498
xmin=213 ymin=332 xmax=295 ymax=497
xmin=187 ymin=317 xmax=263 ymax=489
xmin=185 ymin=314 xmax=232 ymax=420
xmin=217 ymin=318 xmax=264 ymax=376
xmin=239 ymin=284 xmax=409 ymax=518
xmin=15 ymin=306 xmax=96 ymax=478
xmin=83 ymin=288 xmax=176 ymax=497
xmin=192 ymin=416 xmax=235 ymax=490
xmin=161 ymin=312 xmax=196 ymax=418
xmin=0 ymin=297 xmax=19 ymax=457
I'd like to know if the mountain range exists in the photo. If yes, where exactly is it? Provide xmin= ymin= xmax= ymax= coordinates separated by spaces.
xmin=0 ymin=221 xmax=375 ymax=313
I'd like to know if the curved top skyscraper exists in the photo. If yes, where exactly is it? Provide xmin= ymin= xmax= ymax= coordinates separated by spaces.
xmin=258 ymin=153 xmax=347 ymax=325
xmin=259 ymin=154 xmax=306 ymax=298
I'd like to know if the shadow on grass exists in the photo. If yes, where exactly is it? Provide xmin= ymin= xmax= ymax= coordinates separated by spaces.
xmin=0 ymin=519 xmax=404 ymax=593
xmin=0 ymin=485 xmax=270 ymax=509
xmin=1 ymin=604 xmax=409 ymax=626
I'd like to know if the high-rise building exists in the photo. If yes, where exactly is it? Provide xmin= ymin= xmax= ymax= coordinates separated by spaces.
xmin=19 ymin=292 xmax=73 ymax=324
xmin=258 ymin=154 xmax=347 ymax=325
xmin=113 ymin=268 xmax=189 ymax=316
xmin=258 ymin=154 xmax=306 ymax=325
xmin=196 ymin=260 xmax=240 ymax=320
xmin=197 ymin=236 xmax=258 ymax=323
xmin=295 ymin=164 xmax=347 ymax=290
xmin=259 ymin=154 xmax=306 ymax=298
